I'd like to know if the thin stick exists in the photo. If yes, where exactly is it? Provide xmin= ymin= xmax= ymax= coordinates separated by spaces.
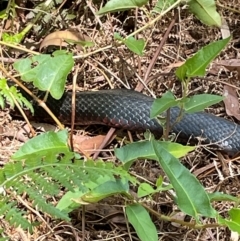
xmin=70 ymin=65 xmax=81 ymax=151
xmin=136 ymin=9 xmax=178 ymax=91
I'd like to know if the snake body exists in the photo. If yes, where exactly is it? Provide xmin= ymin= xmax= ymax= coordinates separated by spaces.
xmin=28 ymin=89 xmax=240 ymax=154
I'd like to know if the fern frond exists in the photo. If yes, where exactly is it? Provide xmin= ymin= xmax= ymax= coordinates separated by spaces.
xmin=43 ymin=166 xmax=78 ymax=192
xmin=0 ymin=198 xmax=32 ymax=230
xmin=0 ymin=155 xmax=136 ymax=230
xmin=5 ymin=207 xmax=32 ymax=230
xmin=26 ymin=189 xmax=69 ymax=220
xmin=0 ymin=79 xmax=33 ymax=113
xmin=27 ymin=172 xmax=60 ymax=196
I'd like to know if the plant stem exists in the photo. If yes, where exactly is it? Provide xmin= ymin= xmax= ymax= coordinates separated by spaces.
xmin=127 ymin=0 xmax=182 ymax=38
xmin=142 ymin=203 xmax=223 ymax=229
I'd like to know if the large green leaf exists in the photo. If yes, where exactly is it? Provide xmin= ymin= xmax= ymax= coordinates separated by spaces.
xmin=188 ymin=0 xmax=221 ymax=27
xmin=184 ymin=94 xmax=224 ymax=113
xmin=11 ymin=130 xmax=73 ymax=162
xmin=126 ymin=204 xmax=158 ymax=241
xmin=115 ymin=140 xmax=194 ymax=169
xmin=152 ymin=140 xmax=216 ymax=220
xmin=176 ymin=37 xmax=231 ymax=81
xmin=150 ymin=91 xmax=178 ymax=118
xmin=13 ymin=51 xmax=74 ymax=99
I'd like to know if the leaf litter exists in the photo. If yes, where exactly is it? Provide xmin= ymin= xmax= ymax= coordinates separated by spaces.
xmin=0 ymin=0 xmax=240 ymax=240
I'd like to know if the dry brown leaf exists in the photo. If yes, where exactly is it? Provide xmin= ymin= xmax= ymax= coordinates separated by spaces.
xmin=4 ymin=20 xmax=13 ymax=30
xmin=208 ymin=62 xmax=222 ymax=75
xmin=223 ymin=85 xmax=240 ymax=121
xmin=3 ymin=124 xmax=29 ymax=142
xmin=170 ymin=212 xmax=186 ymax=228
xmin=73 ymin=134 xmax=106 ymax=156
xmin=30 ymin=122 xmax=57 ymax=132
xmin=86 ymin=204 xmax=126 ymax=224
xmin=218 ymin=59 xmax=240 ymax=78
xmin=39 ymin=30 xmax=91 ymax=51
xmin=163 ymin=61 xmax=185 ymax=73
xmin=220 ymin=17 xmax=230 ymax=39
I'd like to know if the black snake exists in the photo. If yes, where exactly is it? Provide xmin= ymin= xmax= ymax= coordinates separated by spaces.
xmin=24 ymin=89 xmax=240 ymax=155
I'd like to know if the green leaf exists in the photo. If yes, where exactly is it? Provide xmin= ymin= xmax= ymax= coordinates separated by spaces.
xmin=223 ymin=219 xmax=240 ymax=233
xmin=98 ymin=0 xmax=149 ymax=14
xmin=13 ymin=56 xmax=49 ymax=81
xmin=65 ymin=39 xmax=94 ymax=48
xmin=57 ymin=174 xmax=114 ymax=211
xmin=219 ymin=208 xmax=240 ymax=233
xmin=81 ymin=179 xmax=129 ymax=203
xmin=160 ymin=142 xmax=195 ymax=157
xmin=175 ymin=64 xmax=187 ymax=81
xmin=137 ymin=181 xmax=172 ymax=198
xmin=150 ymin=91 xmax=178 ymax=118
xmin=0 ymin=94 xmax=4 ymax=109
xmin=184 ymin=94 xmax=224 ymax=113
xmin=13 ymin=51 xmax=74 ymax=99
xmin=0 ymin=80 xmax=33 ymax=112
xmin=114 ymin=32 xmax=123 ymax=41
xmin=0 ymin=8 xmax=7 ymax=19
xmin=9 ymin=86 xmax=34 ymax=113
xmin=2 ymin=142 xmax=135 ymax=230
xmin=208 ymin=192 xmax=239 ymax=202
xmin=124 ymin=37 xmax=145 ymax=56
xmin=126 ymin=204 xmax=158 ymax=241
xmin=115 ymin=140 xmax=194 ymax=169
xmin=0 ymin=79 xmax=14 ymax=108
xmin=176 ymin=37 xmax=231 ymax=81
xmin=153 ymin=0 xmax=177 ymax=13
xmin=11 ymin=130 xmax=73 ymax=161
xmin=114 ymin=33 xmax=145 ymax=56
xmin=0 ymin=79 xmax=7 ymax=88
xmin=57 ymin=188 xmax=86 ymax=212
xmin=152 ymin=140 xmax=216 ymax=220
xmin=137 ymin=183 xmax=155 ymax=197
xmin=229 ymin=208 xmax=240 ymax=223
xmin=156 ymin=175 xmax=163 ymax=187
xmin=188 ymin=0 xmax=221 ymax=27
xmin=0 ymin=238 xmax=9 ymax=241
xmin=2 ymin=33 xmax=23 ymax=44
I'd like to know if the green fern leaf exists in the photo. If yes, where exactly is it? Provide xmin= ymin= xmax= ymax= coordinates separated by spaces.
xmin=25 ymin=186 xmax=70 ymax=220
xmin=0 ymin=79 xmax=33 ymax=112
xmin=1 ymin=89 xmax=14 ymax=108
xmin=0 ymin=200 xmax=14 ymax=216
xmin=9 ymin=86 xmax=34 ymax=113
xmin=0 ymin=199 xmax=32 ymax=230
xmin=43 ymin=167 xmax=77 ymax=192
xmin=58 ymin=165 xmax=89 ymax=191
xmin=27 ymin=172 xmax=60 ymax=196
xmin=6 ymin=207 xmax=32 ymax=230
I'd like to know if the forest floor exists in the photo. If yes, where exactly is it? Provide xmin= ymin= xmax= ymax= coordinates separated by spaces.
xmin=0 ymin=0 xmax=240 ymax=240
